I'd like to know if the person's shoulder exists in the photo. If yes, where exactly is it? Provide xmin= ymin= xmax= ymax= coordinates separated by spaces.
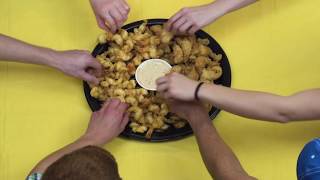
xmin=26 ymin=173 xmax=43 ymax=180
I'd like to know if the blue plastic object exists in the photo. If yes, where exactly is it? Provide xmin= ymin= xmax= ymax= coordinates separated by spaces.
xmin=297 ymin=138 xmax=320 ymax=180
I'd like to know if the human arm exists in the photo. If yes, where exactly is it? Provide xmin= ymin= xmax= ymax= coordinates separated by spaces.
xmin=28 ymin=99 xmax=129 ymax=176
xmin=157 ymin=72 xmax=320 ymax=122
xmin=166 ymin=0 xmax=257 ymax=34
xmin=0 ymin=34 xmax=102 ymax=84
xmin=168 ymin=100 xmax=256 ymax=180
xmin=199 ymin=84 xmax=320 ymax=123
xmin=90 ymin=0 xmax=130 ymax=33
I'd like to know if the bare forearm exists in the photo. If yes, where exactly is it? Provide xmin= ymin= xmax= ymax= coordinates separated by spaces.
xmin=199 ymin=84 xmax=296 ymax=122
xmin=210 ymin=0 xmax=257 ymax=17
xmin=190 ymin=114 xmax=255 ymax=180
xmin=199 ymin=85 xmax=320 ymax=122
xmin=0 ymin=34 xmax=60 ymax=68
xmin=28 ymin=136 xmax=97 ymax=175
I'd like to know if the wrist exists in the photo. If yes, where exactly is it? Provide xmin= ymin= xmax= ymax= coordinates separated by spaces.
xmin=208 ymin=0 xmax=229 ymax=18
xmin=188 ymin=114 xmax=212 ymax=133
xmin=90 ymin=0 xmax=101 ymax=6
xmin=41 ymin=48 xmax=63 ymax=70
xmin=194 ymin=82 xmax=205 ymax=101
xmin=80 ymin=133 xmax=113 ymax=147
xmin=198 ymin=83 xmax=212 ymax=102
xmin=186 ymin=106 xmax=210 ymax=124
xmin=75 ymin=136 xmax=98 ymax=147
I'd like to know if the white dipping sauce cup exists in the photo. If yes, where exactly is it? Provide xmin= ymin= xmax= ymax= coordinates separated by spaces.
xmin=135 ymin=59 xmax=172 ymax=91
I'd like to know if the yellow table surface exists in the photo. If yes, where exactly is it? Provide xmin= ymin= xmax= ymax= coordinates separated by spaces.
xmin=1 ymin=0 xmax=320 ymax=179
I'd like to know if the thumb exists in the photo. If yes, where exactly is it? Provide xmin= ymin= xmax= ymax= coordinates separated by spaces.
xmin=97 ymin=16 xmax=110 ymax=31
xmin=81 ymin=72 xmax=99 ymax=85
xmin=87 ymin=60 xmax=103 ymax=77
xmin=120 ymin=112 xmax=129 ymax=131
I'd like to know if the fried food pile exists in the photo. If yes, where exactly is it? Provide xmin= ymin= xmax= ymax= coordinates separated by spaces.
xmin=90 ymin=22 xmax=223 ymax=139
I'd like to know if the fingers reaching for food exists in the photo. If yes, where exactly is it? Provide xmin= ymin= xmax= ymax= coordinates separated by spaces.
xmin=90 ymin=21 xmax=222 ymax=139
xmin=53 ymin=50 xmax=102 ymax=85
xmin=166 ymin=4 xmax=221 ymax=35
xmin=90 ymin=0 xmax=130 ymax=33
xmin=135 ymin=59 xmax=172 ymax=91
xmin=166 ymin=99 xmax=209 ymax=126
xmin=156 ymin=72 xmax=199 ymax=101
xmin=84 ymin=98 xmax=129 ymax=146
xmin=165 ymin=0 xmax=258 ymax=35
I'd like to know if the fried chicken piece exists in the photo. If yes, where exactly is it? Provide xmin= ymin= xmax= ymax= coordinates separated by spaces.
xmin=176 ymin=37 xmax=192 ymax=62
xmin=171 ymin=65 xmax=183 ymax=73
xmin=185 ymin=66 xmax=199 ymax=81
xmin=172 ymin=43 xmax=184 ymax=64
xmin=161 ymin=30 xmax=173 ymax=44
xmin=195 ymin=56 xmax=210 ymax=72
xmin=150 ymin=25 xmax=163 ymax=35
xmin=200 ymin=66 xmax=223 ymax=81
xmin=127 ymin=63 xmax=136 ymax=76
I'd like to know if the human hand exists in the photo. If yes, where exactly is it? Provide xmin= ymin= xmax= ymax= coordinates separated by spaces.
xmin=166 ymin=3 xmax=223 ymax=35
xmin=52 ymin=50 xmax=102 ymax=85
xmin=167 ymin=99 xmax=211 ymax=130
xmin=90 ymin=0 xmax=130 ymax=33
xmin=83 ymin=99 xmax=129 ymax=146
xmin=156 ymin=72 xmax=199 ymax=101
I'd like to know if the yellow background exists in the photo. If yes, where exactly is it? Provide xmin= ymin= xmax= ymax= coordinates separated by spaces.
xmin=1 ymin=0 xmax=320 ymax=179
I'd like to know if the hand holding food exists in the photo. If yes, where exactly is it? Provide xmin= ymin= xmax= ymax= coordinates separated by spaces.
xmin=166 ymin=0 xmax=257 ymax=35
xmin=83 ymin=99 xmax=129 ymax=146
xmin=167 ymin=100 xmax=211 ymax=129
xmin=166 ymin=3 xmax=221 ymax=35
xmin=90 ymin=0 xmax=130 ymax=33
xmin=156 ymin=72 xmax=199 ymax=101
xmin=54 ymin=50 xmax=102 ymax=85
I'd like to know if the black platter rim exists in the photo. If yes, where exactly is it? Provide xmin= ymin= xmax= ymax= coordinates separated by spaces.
xmin=83 ymin=18 xmax=232 ymax=142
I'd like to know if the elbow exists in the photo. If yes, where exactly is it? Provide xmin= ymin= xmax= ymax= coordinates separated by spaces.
xmin=274 ymin=115 xmax=291 ymax=123
xmin=273 ymin=110 xmax=294 ymax=123
xmin=271 ymin=98 xmax=295 ymax=123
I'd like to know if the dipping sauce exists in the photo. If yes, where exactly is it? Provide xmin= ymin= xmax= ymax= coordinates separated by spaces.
xmin=135 ymin=59 xmax=172 ymax=91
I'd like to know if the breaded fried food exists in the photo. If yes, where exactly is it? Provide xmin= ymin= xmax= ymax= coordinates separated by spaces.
xmin=92 ymin=21 xmax=223 ymax=138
